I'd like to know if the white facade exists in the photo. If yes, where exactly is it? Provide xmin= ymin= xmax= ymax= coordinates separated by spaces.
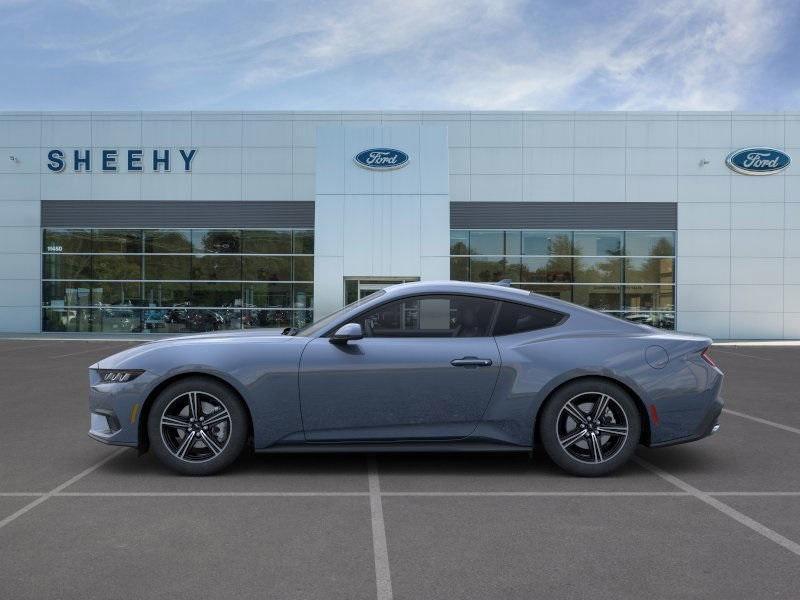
xmin=1 ymin=110 xmax=799 ymax=339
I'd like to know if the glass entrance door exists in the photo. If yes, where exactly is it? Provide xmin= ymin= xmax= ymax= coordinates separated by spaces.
xmin=344 ymin=277 xmax=419 ymax=304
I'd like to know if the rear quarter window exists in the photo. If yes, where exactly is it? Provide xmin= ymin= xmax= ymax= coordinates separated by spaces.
xmin=493 ymin=301 xmax=566 ymax=336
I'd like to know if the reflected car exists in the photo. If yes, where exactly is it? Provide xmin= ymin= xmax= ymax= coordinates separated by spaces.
xmin=88 ymin=281 xmax=723 ymax=476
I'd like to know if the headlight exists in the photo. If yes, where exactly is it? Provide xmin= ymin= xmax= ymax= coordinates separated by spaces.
xmin=98 ymin=369 xmax=144 ymax=383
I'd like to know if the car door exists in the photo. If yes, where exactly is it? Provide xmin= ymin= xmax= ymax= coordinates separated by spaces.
xmin=299 ymin=294 xmax=502 ymax=441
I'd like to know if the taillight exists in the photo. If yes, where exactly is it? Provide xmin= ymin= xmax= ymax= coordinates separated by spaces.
xmin=701 ymin=347 xmax=718 ymax=368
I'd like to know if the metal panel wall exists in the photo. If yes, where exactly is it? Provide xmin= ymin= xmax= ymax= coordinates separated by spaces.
xmin=450 ymin=202 xmax=677 ymax=230
xmin=41 ymin=201 xmax=315 ymax=228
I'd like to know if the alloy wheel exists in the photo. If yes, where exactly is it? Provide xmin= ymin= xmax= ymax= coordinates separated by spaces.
xmin=159 ymin=391 xmax=232 ymax=462
xmin=556 ymin=391 xmax=629 ymax=464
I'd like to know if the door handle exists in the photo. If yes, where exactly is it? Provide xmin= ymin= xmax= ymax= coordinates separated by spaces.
xmin=450 ymin=357 xmax=493 ymax=368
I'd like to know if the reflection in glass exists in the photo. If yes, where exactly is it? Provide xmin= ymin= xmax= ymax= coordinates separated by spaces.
xmin=522 ymin=231 xmax=572 ymax=256
xmin=469 ymin=257 xmax=507 ymax=282
xmin=43 ymin=254 xmax=92 ymax=279
xmin=243 ymin=256 xmax=291 ymax=281
xmin=450 ymin=231 xmax=469 ymax=255
xmin=520 ymin=256 xmax=573 ymax=283
xmin=144 ymin=255 xmax=192 ymax=280
xmin=93 ymin=255 xmax=142 ymax=280
xmin=93 ymin=230 xmax=142 ymax=253
xmin=624 ymin=285 xmax=675 ymax=311
xmin=624 ymin=258 xmax=674 ymax=284
xmin=293 ymin=230 xmax=314 ymax=254
xmin=293 ymin=256 xmax=314 ymax=281
xmin=144 ymin=282 xmax=191 ymax=307
xmin=43 ymin=229 xmax=92 ymax=253
xmin=573 ymin=285 xmax=622 ymax=311
xmin=574 ymin=231 xmax=623 ymax=256
xmin=450 ymin=257 xmax=469 ymax=281
xmin=191 ymin=282 xmax=242 ymax=307
xmin=516 ymin=284 xmax=572 ymax=302
xmin=144 ymin=230 xmax=191 ymax=253
xmin=192 ymin=229 xmax=241 ymax=253
xmin=469 ymin=231 xmax=503 ymax=255
xmin=243 ymin=230 xmax=292 ymax=254
xmin=625 ymin=231 xmax=675 ymax=257
xmin=192 ymin=255 xmax=242 ymax=280
xmin=574 ymin=257 xmax=622 ymax=283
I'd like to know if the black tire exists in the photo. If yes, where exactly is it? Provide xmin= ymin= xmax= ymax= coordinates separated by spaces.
xmin=539 ymin=378 xmax=641 ymax=477
xmin=147 ymin=376 xmax=248 ymax=475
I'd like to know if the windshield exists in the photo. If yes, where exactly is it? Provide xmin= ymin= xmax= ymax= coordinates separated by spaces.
xmin=292 ymin=289 xmax=386 ymax=337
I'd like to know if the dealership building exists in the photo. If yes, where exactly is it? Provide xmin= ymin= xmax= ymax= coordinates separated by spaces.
xmin=0 ymin=110 xmax=798 ymax=339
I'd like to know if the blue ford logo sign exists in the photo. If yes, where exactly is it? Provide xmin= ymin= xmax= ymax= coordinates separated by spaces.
xmin=726 ymin=147 xmax=790 ymax=175
xmin=354 ymin=148 xmax=409 ymax=170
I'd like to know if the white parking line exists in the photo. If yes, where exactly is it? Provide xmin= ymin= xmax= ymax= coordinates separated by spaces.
xmin=723 ymin=408 xmax=800 ymax=436
xmin=634 ymin=457 xmax=800 ymax=558
xmin=368 ymin=457 xmax=393 ymax=600
xmin=0 ymin=448 xmax=126 ymax=531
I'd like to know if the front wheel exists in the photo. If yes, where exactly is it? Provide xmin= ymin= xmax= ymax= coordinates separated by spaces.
xmin=539 ymin=379 xmax=641 ymax=477
xmin=147 ymin=377 xmax=248 ymax=475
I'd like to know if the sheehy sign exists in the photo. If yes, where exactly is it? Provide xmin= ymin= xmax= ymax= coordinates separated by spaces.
xmin=46 ymin=149 xmax=197 ymax=172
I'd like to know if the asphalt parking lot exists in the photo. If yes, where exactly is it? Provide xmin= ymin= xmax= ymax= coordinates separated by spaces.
xmin=1 ymin=339 xmax=799 ymax=599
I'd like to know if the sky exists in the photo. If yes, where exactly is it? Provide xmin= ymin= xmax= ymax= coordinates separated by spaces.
xmin=1 ymin=0 xmax=798 ymax=111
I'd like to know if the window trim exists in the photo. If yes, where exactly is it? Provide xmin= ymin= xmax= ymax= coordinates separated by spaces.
xmin=491 ymin=299 xmax=569 ymax=337
xmin=322 ymin=292 xmax=504 ymax=339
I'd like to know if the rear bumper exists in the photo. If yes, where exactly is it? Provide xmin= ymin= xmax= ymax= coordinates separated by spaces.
xmin=648 ymin=394 xmax=724 ymax=448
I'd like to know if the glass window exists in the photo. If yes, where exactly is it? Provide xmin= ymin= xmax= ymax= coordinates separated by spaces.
xmin=43 ymin=254 xmax=92 ymax=279
xmin=144 ymin=230 xmax=191 ymax=253
xmin=293 ymin=229 xmax=314 ymax=254
xmin=243 ymin=256 xmax=291 ymax=281
xmin=192 ymin=255 xmax=242 ymax=280
xmin=450 ymin=257 xmax=469 ymax=281
xmin=625 ymin=231 xmax=675 ymax=256
xmin=469 ymin=257 xmax=507 ymax=282
xmin=244 ymin=282 xmax=292 ymax=308
xmin=192 ymin=229 xmax=241 ymax=253
xmin=469 ymin=231 xmax=503 ymax=255
xmin=92 ymin=255 xmax=142 ymax=280
xmin=356 ymin=295 xmax=498 ymax=338
xmin=191 ymin=282 xmax=242 ymax=307
xmin=493 ymin=302 xmax=565 ymax=336
xmin=520 ymin=257 xmax=573 ymax=283
xmin=504 ymin=231 xmax=521 ymax=255
xmin=293 ymin=256 xmax=314 ymax=281
xmin=144 ymin=282 xmax=192 ymax=307
xmin=574 ymin=231 xmax=623 ymax=256
xmin=624 ymin=258 xmax=674 ymax=284
xmin=515 ymin=284 xmax=572 ymax=302
xmin=144 ymin=255 xmax=192 ymax=280
xmin=242 ymin=230 xmax=292 ymax=254
xmin=93 ymin=230 xmax=142 ymax=253
xmin=624 ymin=285 xmax=675 ymax=311
xmin=574 ymin=257 xmax=622 ymax=283
xmin=573 ymin=285 xmax=622 ymax=311
xmin=42 ymin=227 xmax=315 ymax=333
xmin=43 ymin=229 xmax=91 ymax=253
xmin=450 ymin=230 xmax=469 ymax=255
xmin=522 ymin=231 xmax=572 ymax=256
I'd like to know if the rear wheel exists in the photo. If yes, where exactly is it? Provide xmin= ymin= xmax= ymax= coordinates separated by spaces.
xmin=539 ymin=378 xmax=640 ymax=477
xmin=147 ymin=377 xmax=248 ymax=475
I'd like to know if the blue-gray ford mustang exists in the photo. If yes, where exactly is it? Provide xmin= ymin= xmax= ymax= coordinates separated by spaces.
xmin=88 ymin=281 xmax=723 ymax=476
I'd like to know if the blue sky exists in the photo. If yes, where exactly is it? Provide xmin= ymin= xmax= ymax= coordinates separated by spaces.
xmin=1 ymin=0 xmax=798 ymax=111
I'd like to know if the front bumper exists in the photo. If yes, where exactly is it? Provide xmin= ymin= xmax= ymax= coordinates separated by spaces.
xmin=88 ymin=369 xmax=158 ymax=447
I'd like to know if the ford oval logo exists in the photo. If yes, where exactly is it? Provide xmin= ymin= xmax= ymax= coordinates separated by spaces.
xmin=354 ymin=148 xmax=409 ymax=170
xmin=726 ymin=147 xmax=790 ymax=175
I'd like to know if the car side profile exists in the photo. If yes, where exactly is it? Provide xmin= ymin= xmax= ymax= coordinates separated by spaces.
xmin=88 ymin=281 xmax=723 ymax=477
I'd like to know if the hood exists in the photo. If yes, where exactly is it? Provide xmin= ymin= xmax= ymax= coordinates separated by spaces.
xmin=92 ymin=330 xmax=303 ymax=370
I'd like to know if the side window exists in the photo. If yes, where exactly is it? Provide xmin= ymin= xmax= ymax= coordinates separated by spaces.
xmin=356 ymin=295 xmax=498 ymax=338
xmin=493 ymin=301 xmax=565 ymax=336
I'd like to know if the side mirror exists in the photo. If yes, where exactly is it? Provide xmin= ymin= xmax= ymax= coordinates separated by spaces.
xmin=330 ymin=323 xmax=363 ymax=344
